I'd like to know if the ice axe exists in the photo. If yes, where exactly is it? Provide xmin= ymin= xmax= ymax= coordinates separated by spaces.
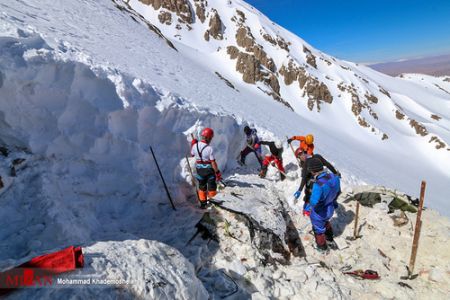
xmin=286 ymin=135 xmax=302 ymax=166
xmin=346 ymin=201 xmax=362 ymax=241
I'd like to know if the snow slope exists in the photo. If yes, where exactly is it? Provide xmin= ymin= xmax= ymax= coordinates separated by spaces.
xmin=0 ymin=0 xmax=449 ymax=299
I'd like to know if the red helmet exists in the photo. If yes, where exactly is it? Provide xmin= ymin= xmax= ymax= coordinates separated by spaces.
xmin=201 ymin=127 xmax=214 ymax=140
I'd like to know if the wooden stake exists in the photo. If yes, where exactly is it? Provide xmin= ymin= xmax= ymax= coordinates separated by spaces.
xmin=408 ymin=181 xmax=426 ymax=275
xmin=353 ymin=201 xmax=360 ymax=239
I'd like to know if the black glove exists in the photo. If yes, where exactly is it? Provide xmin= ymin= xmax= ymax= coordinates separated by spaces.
xmin=287 ymin=138 xmax=293 ymax=144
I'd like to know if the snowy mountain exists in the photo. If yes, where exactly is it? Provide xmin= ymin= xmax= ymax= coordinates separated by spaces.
xmin=127 ymin=0 xmax=450 ymax=210
xmin=0 ymin=0 xmax=449 ymax=299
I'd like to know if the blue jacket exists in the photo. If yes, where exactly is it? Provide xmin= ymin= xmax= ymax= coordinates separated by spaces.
xmin=310 ymin=172 xmax=340 ymax=219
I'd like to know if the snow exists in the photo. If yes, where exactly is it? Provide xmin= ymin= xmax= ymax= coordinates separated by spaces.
xmin=0 ymin=0 xmax=449 ymax=299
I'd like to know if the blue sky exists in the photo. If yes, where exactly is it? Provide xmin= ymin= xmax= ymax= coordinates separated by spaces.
xmin=245 ymin=0 xmax=450 ymax=63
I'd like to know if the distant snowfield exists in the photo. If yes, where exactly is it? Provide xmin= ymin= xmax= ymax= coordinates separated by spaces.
xmin=0 ymin=0 xmax=449 ymax=298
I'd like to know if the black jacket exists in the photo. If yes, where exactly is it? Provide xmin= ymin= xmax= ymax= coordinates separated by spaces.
xmin=260 ymin=141 xmax=283 ymax=158
xmin=299 ymin=154 xmax=338 ymax=192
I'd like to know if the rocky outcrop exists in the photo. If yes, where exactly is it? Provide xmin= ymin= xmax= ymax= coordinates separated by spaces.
xmin=215 ymin=72 xmax=237 ymax=90
xmin=226 ymin=45 xmax=239 ymax=59
xmin=395 ymin=109 xmax=405 ymax=120
xmin=429 ymin=136 xmax=446 ymax=149
xmin=365 ymin=93 xmax=378 ymax=104
xmin=236 ymin=26 xmax=255 ymax=51
xmin=382 ymin=133 xmax=389 ymax=140
xmin=279 ymin=60 xmax=300 ymax=85
xmin=158 ymin=11 xmax=172 ymax=25
xmin=193 ymin=0 xmax=206 ymax=23
xmin=204 ymin=9 xmax=224 ymax=40
xmin=379 ymin=87 xmax=391 ymax=98
xmin=409 ymin=119 xmax=428 ymax=136
xmin=431 ymin=114 xmax=441 ymax=121
xmin=280 ymin=60 xmax=332 ymax=111
xmin=138 ymin=0 xmax=193 ymax=24
xmin=303 ymin=46 xmax=317 ymax=69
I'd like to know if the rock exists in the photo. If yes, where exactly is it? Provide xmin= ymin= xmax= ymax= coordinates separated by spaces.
xmin=409 ymin=119 xmax=428 ymax=136
xmin=139 ymin=0 xmax=193 ymax=24
xmin=158 ymin=11 xmax=172 ymax=25
xmin=194 ymin=0 xmax=206 ymax=23
xmin=228 ymin=259 xmax=247 ymax=276
xmin=208 ymin=10 xmax=223 ymax=40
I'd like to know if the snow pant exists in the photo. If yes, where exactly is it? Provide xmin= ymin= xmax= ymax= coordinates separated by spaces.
xmin=195 ymin=167 xmax=217 ymax=202
xmin=240 ymin=146 xmax=262 ymax=165
xmin=262 ymin=155 xmax=285 ymax=173
xmin=311 ymin=205 xmax=334 ymax=250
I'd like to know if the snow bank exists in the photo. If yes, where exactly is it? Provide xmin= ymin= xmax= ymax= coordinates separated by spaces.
xmin=6 ymin=240 xmax=208 ymax=299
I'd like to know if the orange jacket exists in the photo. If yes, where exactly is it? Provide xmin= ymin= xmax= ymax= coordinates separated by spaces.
xmin=290 ymin=136 xmax=314 ymax=155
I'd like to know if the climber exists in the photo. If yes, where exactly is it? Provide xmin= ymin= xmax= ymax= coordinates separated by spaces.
xmin=287 ymin=134 xmax=314 ymax=166
xmin=238 ymin=126 xmax=262 ymax=167
xmin=306 ymin=158 xmax=341 ymax=252
xmin=294 ymin=151 xmax=340 ymax=216
xmin=258 ymin=140 xmax=286 ymax=181
xmin=191 ymin=128 xmax=222 ymax=209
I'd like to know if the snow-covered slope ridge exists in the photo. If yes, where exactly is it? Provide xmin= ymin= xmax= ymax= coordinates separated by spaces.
xmin=126 ymin=0 xmax=450 ymax=209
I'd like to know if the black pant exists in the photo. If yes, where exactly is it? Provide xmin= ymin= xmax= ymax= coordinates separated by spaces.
xmin=240 ymin=146 xmax=262 ymax=165
xmin=196 ymin=167 xmax=217 ymax=191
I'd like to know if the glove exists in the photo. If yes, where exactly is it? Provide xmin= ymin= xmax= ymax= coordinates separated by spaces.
xmin=287 ymin=138 xmax=293 ymax=144
xmin=294 ymin=190 xmax=301 ymax=199
xmin=191 ymin=138 xmax=198 ymax=146
xmin=215 ymin=171 xmax=222 ymax=182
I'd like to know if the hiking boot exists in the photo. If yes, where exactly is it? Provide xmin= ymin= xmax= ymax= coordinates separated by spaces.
xmin=259 ymin=168 xmax=267 ymax=178
xmin=327 ymin=240 xmax=338 ymax=250
xmin=315 ymin=245 xmax=330 ymax=254
xmin=280 ymin=173 xmax=286 ymax=181
xmin=314 ymin=233 xmax=328 ymax=252
xmin=325 ymin=222 xmax=334 ymax=242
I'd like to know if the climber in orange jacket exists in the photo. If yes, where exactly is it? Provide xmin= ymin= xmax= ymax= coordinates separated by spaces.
xmin=287 ymin=134 xmax=315 ymax=163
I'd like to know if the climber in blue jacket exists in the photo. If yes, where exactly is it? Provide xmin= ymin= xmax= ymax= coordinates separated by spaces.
xmin=307 ymin=158 xmax=341 ymax=252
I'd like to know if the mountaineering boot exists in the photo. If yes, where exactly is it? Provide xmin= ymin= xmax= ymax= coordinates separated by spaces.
xmin=325 ymin=222 xmax=334 ymax=242
xmin=280 ymin=173 xmax=286 ymax=181
xmin=198 ymin=190 xmax=208 ymax=209
xmin=314 ymin=233 xmax=328 ymax=252
xmin=259 ymin=167 xmax=267 ymax=178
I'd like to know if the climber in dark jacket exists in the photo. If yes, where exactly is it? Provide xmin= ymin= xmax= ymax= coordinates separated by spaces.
xmin=294 ymin=152 xmax=340 ymax=216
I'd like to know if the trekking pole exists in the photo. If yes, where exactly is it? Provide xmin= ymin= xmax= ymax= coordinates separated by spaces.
xmin=286 ymin=136 xmax=302 ymax=166
xmin=408 ymin=181 xmax=426 ymax=276
xmin=353 ymin=201 xmax=360 ymax=239
xmin=150 ymin=146 xmax=176 ymax=211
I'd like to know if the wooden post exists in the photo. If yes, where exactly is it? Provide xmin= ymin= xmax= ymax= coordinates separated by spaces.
xmin=408 ymin=181 xmax=426 ymax=275
xmin=353 ymin=201 xmax=360 ymax=239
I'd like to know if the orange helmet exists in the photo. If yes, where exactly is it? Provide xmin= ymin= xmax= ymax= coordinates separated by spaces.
xmin=201 ymin=128 xmax=214 ymax=140
xmin=305 ymin=134 xmax=314 ymax=145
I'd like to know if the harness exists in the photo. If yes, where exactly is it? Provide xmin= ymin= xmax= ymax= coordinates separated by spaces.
xmin=196 ymin=142 xmax=212 ymax=168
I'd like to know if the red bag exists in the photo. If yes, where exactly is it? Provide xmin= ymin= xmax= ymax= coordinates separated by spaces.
xmin=19 ymin=246 xmax=84 ymax=273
